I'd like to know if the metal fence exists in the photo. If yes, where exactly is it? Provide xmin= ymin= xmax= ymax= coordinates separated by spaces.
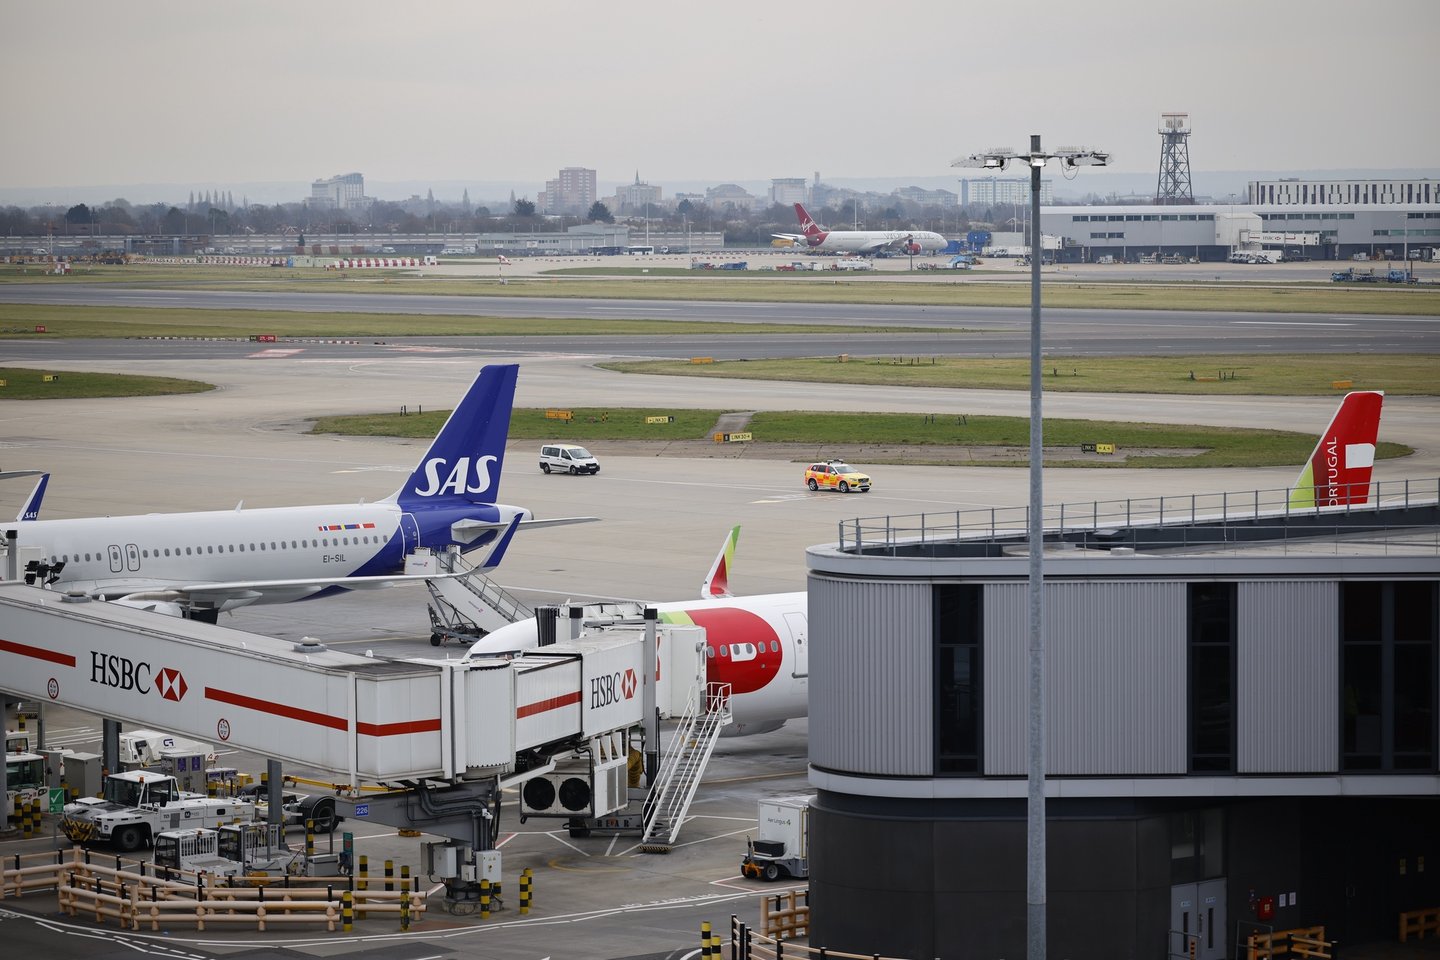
xmin=836 ymin=477 xmax=1440 ymax=557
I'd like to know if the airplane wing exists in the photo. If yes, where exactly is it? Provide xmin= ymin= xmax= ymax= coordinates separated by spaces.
xmin=771 ymin=233 xmax=806 ymax=242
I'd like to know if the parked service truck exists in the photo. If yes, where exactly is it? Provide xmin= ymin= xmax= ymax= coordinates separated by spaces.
xmin=61 ymin=769 xmax=258 ymax=851
xmin=740 ymin=795 xmax=810 ymax=881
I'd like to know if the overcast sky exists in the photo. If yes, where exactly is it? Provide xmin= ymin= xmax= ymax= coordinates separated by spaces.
xmin=3 ymin=0 xmax=1437 ymax=195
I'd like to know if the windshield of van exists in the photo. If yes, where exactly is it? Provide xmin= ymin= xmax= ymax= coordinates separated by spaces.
xmin=569 ymin=447 xmax=592 ymax=459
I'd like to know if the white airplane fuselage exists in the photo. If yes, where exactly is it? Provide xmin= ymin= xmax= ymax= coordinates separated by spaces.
xmin=474 ymin=591 xmax=809 ymax=735
xmin=807 ymin=229 xmax=947 ymax=255
xmin=22 ymin=499 xmax=520 ymax=608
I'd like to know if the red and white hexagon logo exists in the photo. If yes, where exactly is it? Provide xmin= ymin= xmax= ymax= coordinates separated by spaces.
xmin=156 ymin=667 xmax=188 ymax=702
xmin=621 ymin=668 xmax=638 ymax=700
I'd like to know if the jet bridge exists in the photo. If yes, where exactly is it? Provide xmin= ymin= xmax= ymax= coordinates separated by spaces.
xmin=0 ymin=581 xmax=705 ymax=819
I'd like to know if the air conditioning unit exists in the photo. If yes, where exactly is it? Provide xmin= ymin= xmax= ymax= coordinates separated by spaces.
xmin=518 ymin=748 xmax=629 ymax=820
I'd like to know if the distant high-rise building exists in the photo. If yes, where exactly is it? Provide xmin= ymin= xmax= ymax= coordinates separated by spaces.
xmin=540 ymin=166 xmax=597 ymax=215
xmin=616 ymin=171 xmax=663 ymax=214
xmin=770 ymin=178 xmax=808 ymax=206
xmin=957 ymin=177 xmax=1052 ymax=206
xmin=308 ymin=172 xmax=369 ymax=210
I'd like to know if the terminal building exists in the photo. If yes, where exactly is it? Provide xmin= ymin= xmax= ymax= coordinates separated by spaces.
xmin=803 ymin=482 xmax=1439 ymax=959
xmin=1037 ymin=178 xmax=1440 ymax=263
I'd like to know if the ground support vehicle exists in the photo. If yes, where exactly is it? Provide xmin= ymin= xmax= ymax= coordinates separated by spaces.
xmin=741 ymin=796 xmax=810 ymax=881
xmin=60 ymin=770 xmax=258 ymax=851
xmin=5 ymin=750 xmax=46 ymax=814
xmin=805 ymin=459 xmax=871 ymax=493
xmin=539 ymin=443 xmax=600 ymax=475
xmin=152 ymin=827 xmax=245 ymax=877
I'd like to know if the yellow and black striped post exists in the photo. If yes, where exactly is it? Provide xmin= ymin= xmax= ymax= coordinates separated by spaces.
xmin=712 ymin=932 xmax=722 ymax=958
xmin=358 ymin=854 xmax=368 ymax=920
xmin=384 ymin=858 xmax=394 ymax=894
xmin=341 ymin=889 xmax=353 ymax=932
xmin=480 ymin=878 xmax=491 ymax=919
xmin=400 ymin=885 xmax=411 ymax=931
xmin=22 ymin=797 xmax=33 ymax=839
xmin=519 ymin=869 xmax=531 ymax=915
xmin=701 ymin=920 xmax=712 ymax=958
xmin=305 ymin=819 xmax=315 ymax=859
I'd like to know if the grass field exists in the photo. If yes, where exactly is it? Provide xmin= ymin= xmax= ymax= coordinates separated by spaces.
xmin=310 ymin=405 xmax=1412 ymax=470
xmin=600 ymin=354 xmax=1437 ymax=396
xmin=0 ymin=367 xmax=212 ymax=399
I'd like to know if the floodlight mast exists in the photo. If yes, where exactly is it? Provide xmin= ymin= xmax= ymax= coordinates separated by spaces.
xmin=950 ymin=136 xmax=1109 ymax=960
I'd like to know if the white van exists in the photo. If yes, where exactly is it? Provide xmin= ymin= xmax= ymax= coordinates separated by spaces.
xmin=539 ymin=443 xmax=600 ymax=475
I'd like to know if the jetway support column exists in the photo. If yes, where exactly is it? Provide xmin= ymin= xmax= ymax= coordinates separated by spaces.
xmin=267 ymin=759 xmax=284 ymax=829
xmin=644 ymin=608 xmax=658 ymax=786
xmin=0 ymin=697 xmax=10 ymax=834
xmin=5 ymin=529 xmax=17 ymax=581
xmin=101 ymin=718 xmax=120 ymax=777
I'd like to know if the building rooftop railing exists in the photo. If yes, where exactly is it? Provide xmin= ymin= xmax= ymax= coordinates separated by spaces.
xmin=836 ymin=477 xmax=1440 ymax=558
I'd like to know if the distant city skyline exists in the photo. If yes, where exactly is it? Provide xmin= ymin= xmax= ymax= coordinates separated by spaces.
xmin=2 ymin=1 xmax=1436 ymax=197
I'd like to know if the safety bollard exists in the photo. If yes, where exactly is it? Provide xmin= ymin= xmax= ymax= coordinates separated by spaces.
xmin=519 ymin=869 xmax=531 ymax=915
xmin=701 ymin=919 xmax=712 ymax=958
xmin=342 ymin=889 xmax=353 ymax=932
xmin=401 ymin=887 xmax=411 ymax=931
xmin=385 ymin=858 xmax=394 ymax=894
xmin=22 ymin=797 xmax=33 ymax=839
xmin=480 ymin=877 xmax=491 ymax=919
xmin=305 ymin=819 xmax=315 ymax=859
xmin=358 ymin=854 xmax=368 ymax=920
xmin=712 ymin=933 xmax=721 ymax=958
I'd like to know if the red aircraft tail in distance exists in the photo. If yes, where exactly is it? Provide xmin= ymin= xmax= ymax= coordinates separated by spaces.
xmin=1287 ymin=390 xmax=1384 ymax=509
xmin=793 ymin=203 xmax=826 ymax=244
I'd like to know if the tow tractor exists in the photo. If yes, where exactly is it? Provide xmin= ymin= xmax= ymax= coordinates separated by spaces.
xmin=61 ymin=769 xmax=259 ymax=851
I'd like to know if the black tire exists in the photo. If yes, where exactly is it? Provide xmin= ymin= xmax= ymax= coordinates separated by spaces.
xmin=569 ymin=465 xmax=578 ymax=475
xmin=300 ymin=796 xmax=338 ymax=834
xmin=540 ymin=463 xmax=551 ymax=474
xmin=430 ymin=633 xmax=443 ymax=647
xmin=115 ymin=825 xmax=145 ymax=852
xmin=839 ymin=480 xmax=850 ymax=493
xmin=763 ymin=862 xmax=780 ymax=881
xmin=807 ymin=478 xmax=818 ymax=491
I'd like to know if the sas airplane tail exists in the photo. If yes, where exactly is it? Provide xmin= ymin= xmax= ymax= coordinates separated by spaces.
xmin=389 ymin=364 xmax=519 ymax=510
xmin=1287 ymin=390 xmax=1384 ymax=509
xmin=16 ymin=472 xmax=48 ymax=522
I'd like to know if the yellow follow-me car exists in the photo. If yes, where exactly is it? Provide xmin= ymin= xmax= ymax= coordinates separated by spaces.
xmin=805 ymin=459 xmax=871 ymax=493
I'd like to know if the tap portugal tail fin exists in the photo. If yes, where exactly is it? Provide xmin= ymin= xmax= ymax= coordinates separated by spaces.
xmin=1287 ymin=390 xmax=1384 ymax=509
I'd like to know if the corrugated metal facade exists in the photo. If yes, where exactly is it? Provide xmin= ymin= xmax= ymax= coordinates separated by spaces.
xmin=809 ymin=576 xmax=932 ymax=776
xmin=984 ymin=581 xmax=1187 ymax=776
xmin=1238 ymin=581 xmax=1340 ymax=773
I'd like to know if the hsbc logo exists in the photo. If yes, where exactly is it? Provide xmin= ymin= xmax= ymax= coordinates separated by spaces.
xmin=89 ymin=653 xmax=187 ymax=702
xmin=156 ymin=667 xmax=188 ymax=702
xmin=412 ymin=455 xmax=498 ymax=498
xmin=591 ymin=668 xmax=639 ymax=709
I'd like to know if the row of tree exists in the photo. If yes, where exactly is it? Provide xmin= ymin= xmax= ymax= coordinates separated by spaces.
xmin=0 ymin=196 xmax=1008 ymax=242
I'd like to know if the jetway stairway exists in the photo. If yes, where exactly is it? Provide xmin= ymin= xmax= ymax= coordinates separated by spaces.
xmin=640 ymin=681 xmax=732 ymax=852
xmin=405 ymin=547 xmax=533 ymax=645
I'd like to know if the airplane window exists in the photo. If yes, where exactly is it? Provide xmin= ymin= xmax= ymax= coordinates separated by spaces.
xmin=271 ymin=542 xmax=277 ymax=550
xmin=228 ymin=545 xmax=234 ymax=552
xmin=185 ymin=548 xmax=192 ymax=556
xmin=161 ymin=550 xmax=168 ymax=557
xmin=771 ymin=641 xmax=779 ymax=652
xmin=291 ymin=541 xmax=297 ymax=549
xmin=720 ymin=646 xmax=729 ymax=657
xmin=259 ymin=543 xmax=266 ymax=551
xmin=239 ymin=544 xmax=245 ymax=551
xmin=206 ymin=546 xmax=212 ymax=554
xmin=250 ymin=544 xmax=256 ymax=551
xmin=705 ymin=647 xmax=714 ymax=658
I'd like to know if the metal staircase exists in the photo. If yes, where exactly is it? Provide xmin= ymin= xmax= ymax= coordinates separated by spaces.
xmin=639 ymin=682 xmax=732 ymax=852
xmin=406 ymin=548 xmax=533 ymax=645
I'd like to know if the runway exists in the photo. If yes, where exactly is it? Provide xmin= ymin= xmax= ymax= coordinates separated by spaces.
xmin=3 ymin=282 xmax=1439 ymax=357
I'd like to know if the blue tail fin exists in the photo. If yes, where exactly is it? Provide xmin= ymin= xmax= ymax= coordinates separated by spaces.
xmin=390 ymin=364 xmax=518 ymax=510
xmin=16 ymin=472 xmax=48 ymax=522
